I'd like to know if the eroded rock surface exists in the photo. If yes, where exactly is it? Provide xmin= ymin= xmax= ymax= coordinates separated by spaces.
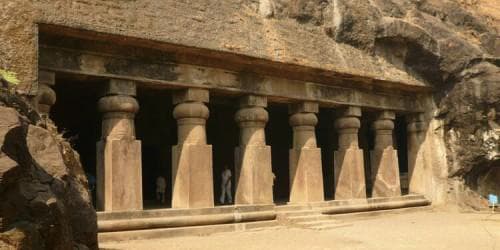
xmin=263 ymin=0 xmax=500 ymax=208
xmin=0 ymin=88 xmax=97 ymax=249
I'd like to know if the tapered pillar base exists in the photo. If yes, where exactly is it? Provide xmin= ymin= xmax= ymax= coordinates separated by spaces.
xmin=234 ymin=145 xmax=273 ymax=205
xmin=289 ymin=148 xmax=324 ymax=203
xmin=370 ymin=149 xmax=401 ymax=197
xmin=97 ymin=139 xmax=142 ymax=211
xmin=334 ymin=149 xmax=366 ymax=200
xmin=172 ymin=144 xmax=214 ymax=209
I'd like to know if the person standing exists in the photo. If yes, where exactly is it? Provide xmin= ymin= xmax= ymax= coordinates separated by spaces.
xmin=156 ymin=175 xmax=166 ymax=204
xmin=220 ymin=166 xmax=232 ymax=204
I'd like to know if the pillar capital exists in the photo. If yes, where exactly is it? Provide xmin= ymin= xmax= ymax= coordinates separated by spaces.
xmin=172 ymin=89 xmax=209 ymax=145
xmin=104 ymin=79 xmax=137 ymax=96
xmin=173 ymin=88 xmax=209 ymax=104
xmin=239 ymin=95 xmax=267 ymax=108
xmin=289 ymin=101 xmax=318 ymax=114
xmin=376 ymin=110 xmax=396 ymax=120
xmin=98 ymin=80 xmax=139 ymax=140
xmin=338 ymin=106 xmax=361 ymax=118
xmin=335 ymin=106 xmax=361 ymax=149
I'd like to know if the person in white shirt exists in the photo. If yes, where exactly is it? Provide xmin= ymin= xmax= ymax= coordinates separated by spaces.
xmin=156 ymin=175 xmax=166 ymax=204
xmin=219 ymin=166 xmax=232 ymax=204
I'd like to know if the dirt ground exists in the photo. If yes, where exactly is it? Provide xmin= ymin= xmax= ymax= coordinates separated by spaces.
xmin=100 ymin=210 xmax=500 ymax=250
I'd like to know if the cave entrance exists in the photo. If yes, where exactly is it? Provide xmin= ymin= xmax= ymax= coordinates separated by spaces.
xmin=135 ymin=87 xmax=175 ymax=209
xmin=395 ymin=115 xmax=409 ymax=195
xmin=266 ymin=104 xmax=292 ymax=204
xmin=317 ymin=108 xmax=336 ymax=200
xmin=360 ymin=112 xmax=375 ymax=197
xmin=207 ymin=96 xmax=239 ymax=206
xmin=50 ymin=74 xmax=102 ymax=208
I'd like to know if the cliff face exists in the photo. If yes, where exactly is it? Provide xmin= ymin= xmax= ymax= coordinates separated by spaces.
xmin=261 ymin=0 xmax=499 ymax=208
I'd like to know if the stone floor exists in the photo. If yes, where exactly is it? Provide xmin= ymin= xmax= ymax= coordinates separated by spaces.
xmin=100 ymin=209 xmax=500 ymax=250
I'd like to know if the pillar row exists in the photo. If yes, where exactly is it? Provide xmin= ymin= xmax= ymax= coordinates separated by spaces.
xmin=370 ymin=111 xmax=401 ymax=197
xmin=234 ymin=95 xmax=273 ymax=205
xmin=96 ymin=79 xmax=142 ymax=211
xmin=333 ymin=106 xmax=366 ymax=200
xmin=288 ymin=102 xmax=324 ymax=203
xmin=407 ymin=114 xmax=426 ymax=195
xmin=171 ymin=88 xmax=214 ymax=209
xmin=35 ymin=70 xmax=56 ymax=118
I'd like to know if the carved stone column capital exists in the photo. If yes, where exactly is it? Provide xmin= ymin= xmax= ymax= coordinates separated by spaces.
xmin=372 ymin=111 xmax=395 ymax=149
xmin=172 ymin=88 xmax=209 ymax=145
xmin=98 ymin=80 xmax=138 ymax=140
xmin=335 ymin=106 xmax=361 ymax=149
xmin=235 ymin=95 xmax=268 ymax=146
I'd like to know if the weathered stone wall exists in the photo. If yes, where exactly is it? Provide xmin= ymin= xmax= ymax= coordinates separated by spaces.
xmin=1 ymin=0 xmax=428 ymax=96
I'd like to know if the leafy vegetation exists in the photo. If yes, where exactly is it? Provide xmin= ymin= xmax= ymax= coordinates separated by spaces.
xmin=0 ymin=69 xmax=20 ymax=85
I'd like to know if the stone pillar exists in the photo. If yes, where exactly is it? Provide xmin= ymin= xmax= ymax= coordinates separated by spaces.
xmin=171 ymin=88 xmax=214 ymax=208
xmin=35 ymin=70 xmax=56 ymax=117
xmin=407 ymin=114 xmax=426 ymax=194
xmin=333 ymin=106 xmax=366 ymax=200
xmin=288 ymin=102 xmax=324 ymax=203
xmin=370 ymin=111 xmax=401 ymax=197
xmin=96 ymin=79 xmax=142 ymax=211
xmin=234 ymin=95 xmax=273 ymax=205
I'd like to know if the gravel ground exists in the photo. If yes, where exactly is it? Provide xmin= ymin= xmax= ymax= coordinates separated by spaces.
xmin=100 ymin=210 xmax=500 ymax=250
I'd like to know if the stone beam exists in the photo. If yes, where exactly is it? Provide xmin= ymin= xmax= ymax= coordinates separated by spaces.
xmin=39 ymin=46 xmax=425 ymax=112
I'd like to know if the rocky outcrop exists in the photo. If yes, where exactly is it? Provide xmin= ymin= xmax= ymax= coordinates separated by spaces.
xmin=0 ymin=87 xmax=97 ymax=249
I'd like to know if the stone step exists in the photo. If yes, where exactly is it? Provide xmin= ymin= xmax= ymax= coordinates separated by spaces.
xmin=327 ymin=204 xmax=433 ymax=221
xmin=98 ymin=204 xmax=275 ymax=221
xmin=98 ymin=220 xmax=279 ymax=243
xmin=319 ymin=195 xmax=430 ymax=215
xmin=98 ymin=210 xmax=276 ymax=232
